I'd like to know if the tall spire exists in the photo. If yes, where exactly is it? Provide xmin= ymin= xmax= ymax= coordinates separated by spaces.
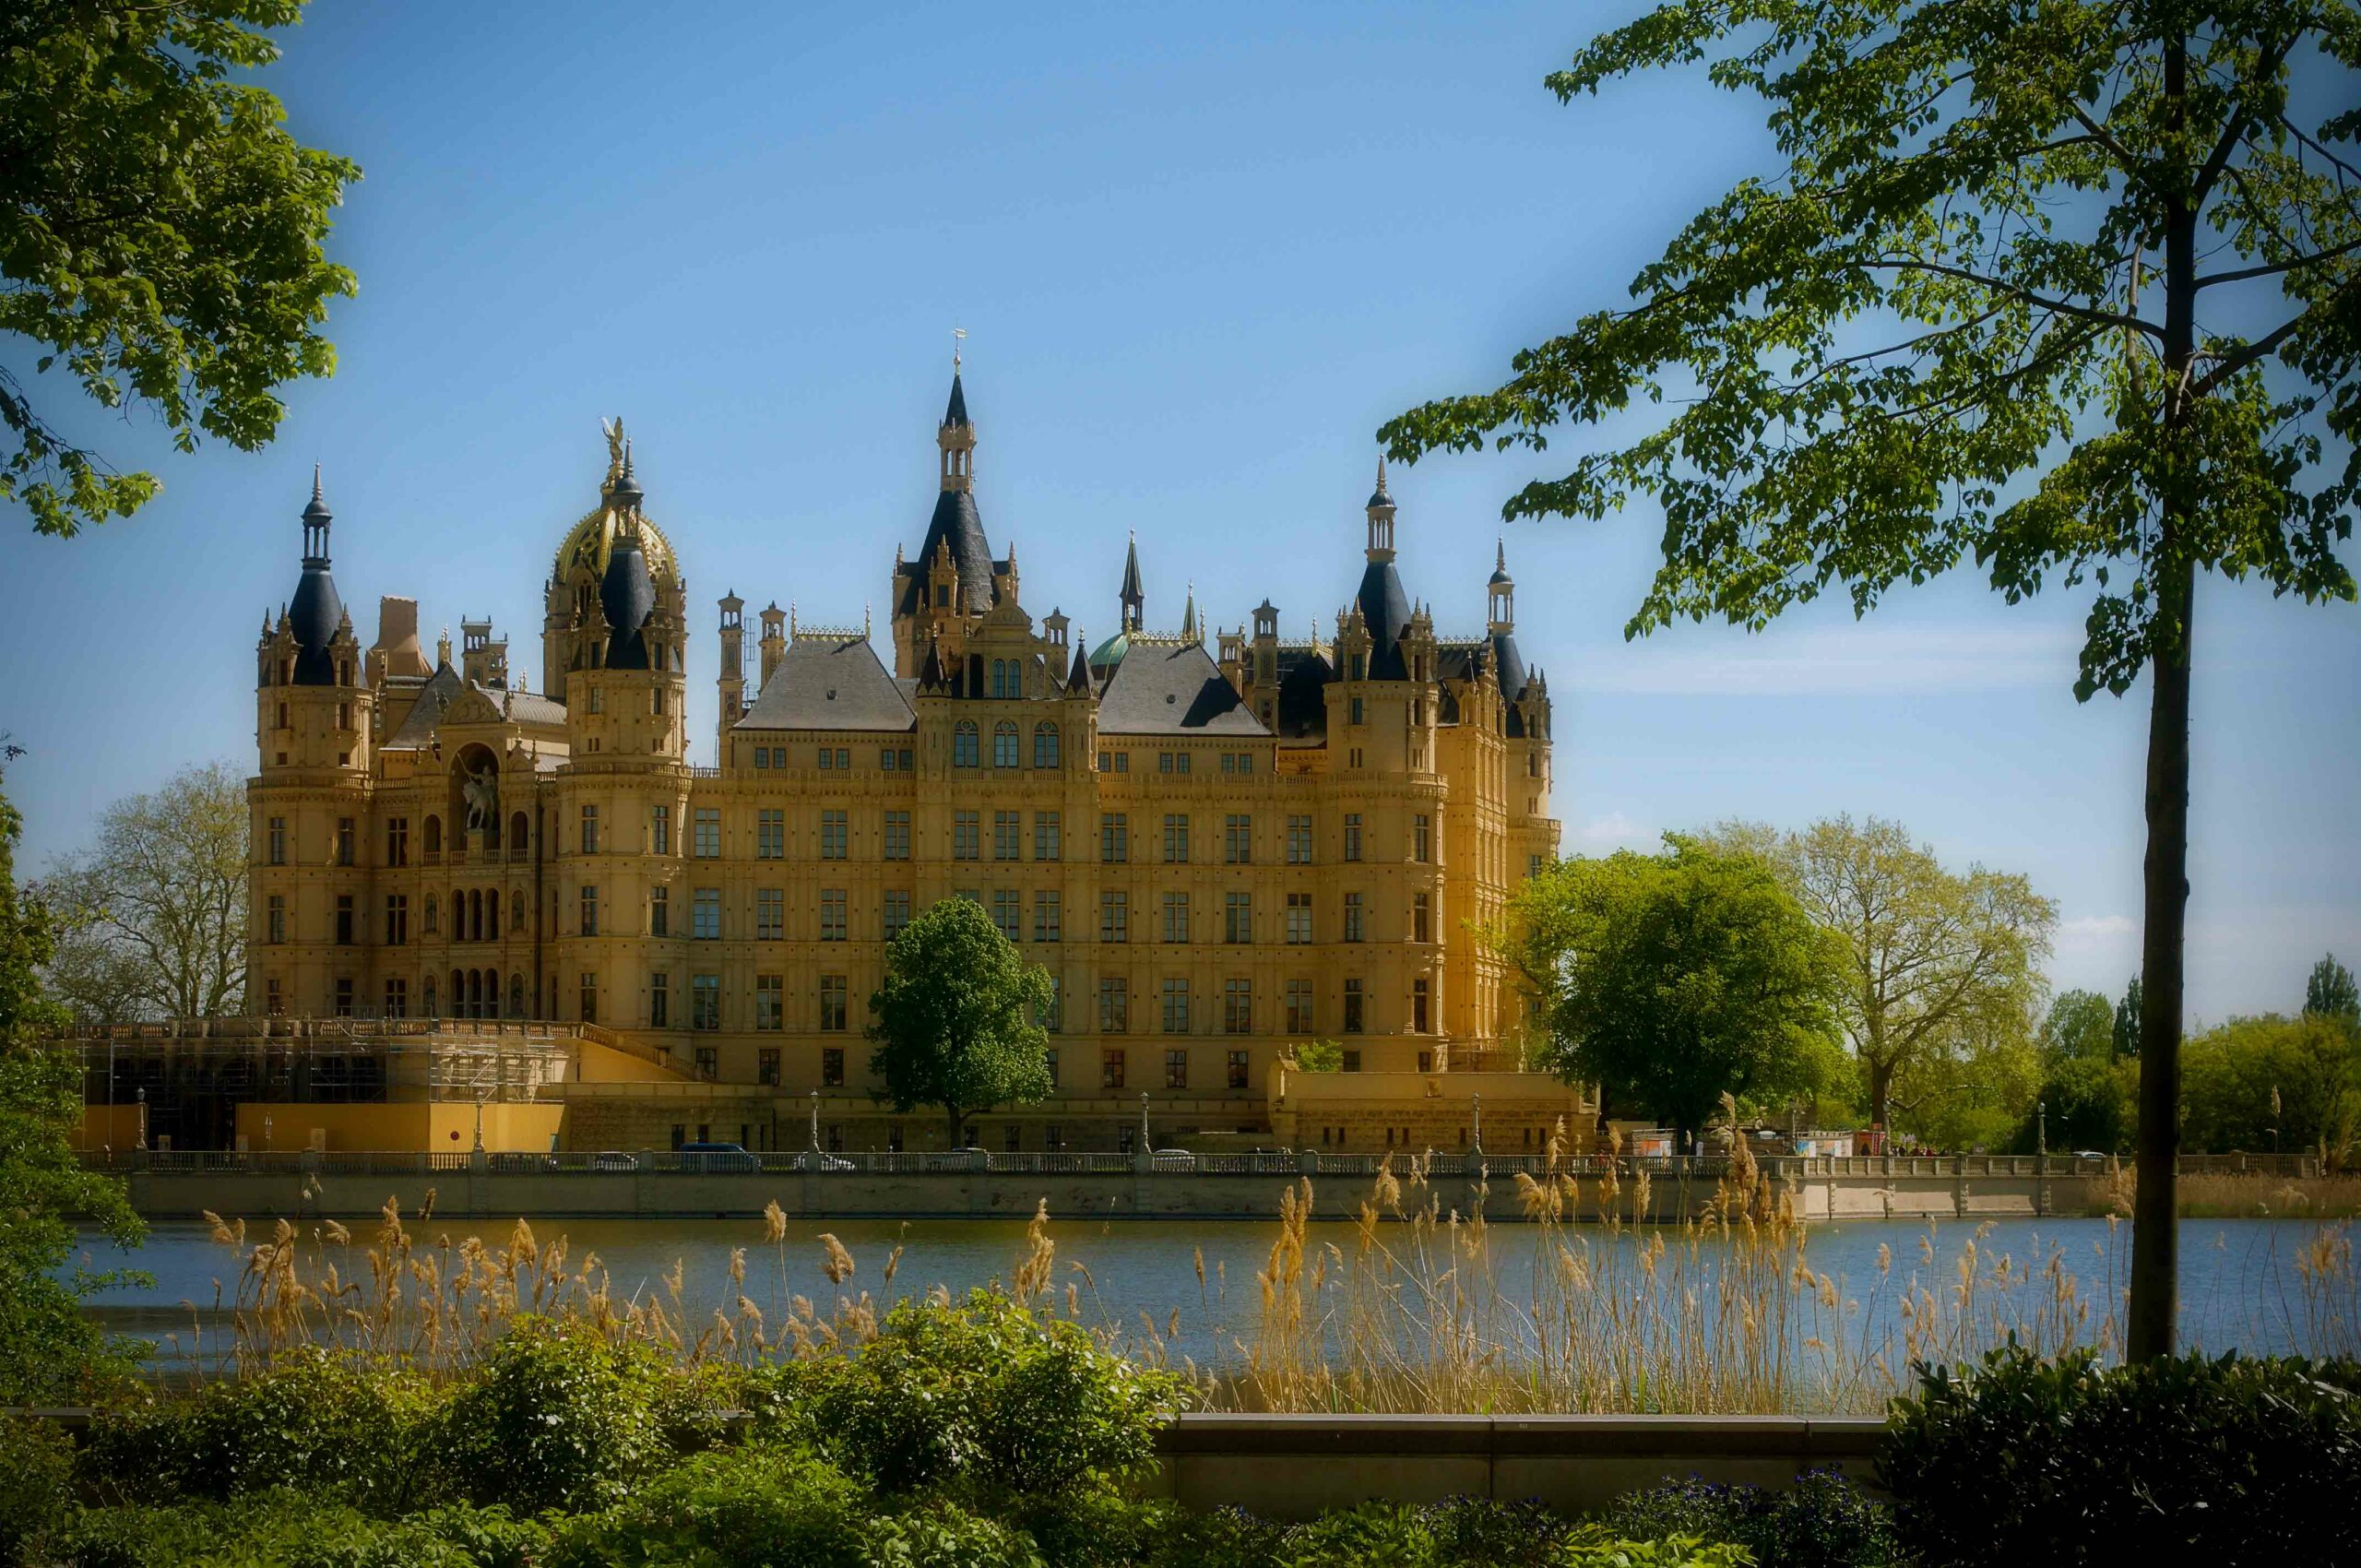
xmin=938 ymin=359 xmax=976 ymax=491
xmin=1119 ymin=530 xmax=1144 ymax=631
xmin=1365 ymin=454 xmax=1396 ymax=563
xmin=1181 ymin=581 xmax=1198 ymax=642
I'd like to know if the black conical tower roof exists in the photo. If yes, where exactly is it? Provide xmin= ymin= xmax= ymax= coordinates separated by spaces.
xmin=288 ymin=467 xmax=344 ymax=685
xmin=600 ymin=528 xmax=657 ymax=669
xmin=943 ymin=371 xmax=970 ymax=428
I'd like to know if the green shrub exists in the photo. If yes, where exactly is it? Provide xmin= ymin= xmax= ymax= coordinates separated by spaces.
xmin=0 ymin=1413 xmax=76 ymax=1568
xmin=59 ymin=1493 xmax=547 ymax=1568
xmin=1601 ymin=1470 xmax=1900 ymax=1567
xmin=546 ymin=1446 xmax=1043 ymax=1568
xmin=79 ymin=1349 xmax=429 ymax=1509
xmin=422 ymin=1318 xmax=675 ymax=1513
xmin=1881 ymin=1346 xmax=2361 ymax=1565
xmin=791 ymin=1290 xmax=1185 ymax=1500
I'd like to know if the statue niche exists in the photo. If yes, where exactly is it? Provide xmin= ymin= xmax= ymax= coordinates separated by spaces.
xmin=449 ymin=746 xmax=503 ymax=851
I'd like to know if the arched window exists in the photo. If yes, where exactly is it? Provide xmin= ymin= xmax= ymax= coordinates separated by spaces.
xmin=509 ymin=811 xmax=528 ymax=858
xmin=450 ymin=969 xmax=465 ymax=1017
xmin=1033 ymin=722 xmax=1060 ymax=769
xmin=953 ymin=721 xmax=979 ymax=768
xmin=512 ymin=890 xmax=527 ymax=931
xmin=992 ymin=721 xmax=1018 ymax=768
xmin=469 ymin=889 xmax=484 ymax=942
xmin=424 ymin=895 xmax=439 ymax=935
xmin=486 ymin=970 xmax=503 ymax=1018
xmin=486 ymin=890 xmax=500 ymax=936
xmin=508 ymin=974 xmax=525 ymax=1018
xmin=424 ymin=815 xmax=443 ymax=853
xmin=423 ymin=976 xmax=438 ymax=1016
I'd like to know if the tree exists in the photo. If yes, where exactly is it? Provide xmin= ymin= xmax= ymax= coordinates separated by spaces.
xmin=866 ymin=897 xmax=1052 ymax=1146
xmin=0 ymin=750 xmax=146 ymax=1403
xmin=2113 ymin=975 xmax=2145 ymax=1061
xmin=1497 ymin=836 xmax=1847 ymax=1147
xmin=2041 ymin=989 xmax=2118 ymax=1063
xmin=46 ymin=762 xmax=248 ymax=1019
xmin=2304 ymin=953 xmax=2360 ymax=1026
xmin=2023 ymin=1054 xmax=2137 ymax=1155
xmin=1 ymin=1 xmax=360 ymax=536
xmin=2180 ymin=1012 xmax=2360 ymax=1157
xmin=1706 ymin=816 xmax=2053 ymax=1140
xmin=1382 ymin=6 xmax=2359 ymax=1357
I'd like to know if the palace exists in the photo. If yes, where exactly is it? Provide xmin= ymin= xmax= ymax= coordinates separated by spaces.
xmin=236 ymin=370 xmax=1578 ymax=1154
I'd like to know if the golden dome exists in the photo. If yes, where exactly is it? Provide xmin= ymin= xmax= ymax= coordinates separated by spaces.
xmin=552 ymin=497 xmax=681 ymax=588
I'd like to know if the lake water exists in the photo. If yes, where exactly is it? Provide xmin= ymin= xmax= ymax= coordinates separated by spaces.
xmin=73 ymin=1211 xmax=2352 ymax=1381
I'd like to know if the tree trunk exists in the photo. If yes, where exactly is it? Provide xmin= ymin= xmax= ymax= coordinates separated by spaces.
xmin=2129 ymin=34 xmax=2197 ymax=1363
xmin=1865 ymin=1058 xmax=1893 ymax=1145
xmin=946 ymin=1106 xmax=965 ymax=1149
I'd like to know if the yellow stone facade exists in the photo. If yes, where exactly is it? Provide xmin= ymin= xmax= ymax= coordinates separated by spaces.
xmin=245 ymin=374 xmax=1564 ymax=1152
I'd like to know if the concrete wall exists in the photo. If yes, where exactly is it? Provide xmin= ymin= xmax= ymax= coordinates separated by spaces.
xmin=228 ymin=1102 xmax=565 ymax=1155
xmin=101 ymin=1163 xmax=2118 ymax=1223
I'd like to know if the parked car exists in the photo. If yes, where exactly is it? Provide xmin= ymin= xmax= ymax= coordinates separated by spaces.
xmin=931 ymin=1147 xmax=990 ymax=1169
xmin=675 ymin=1142 xmax=759 ymax=1172
xmin=487 ymin=1152 xmax=559 ymax=1172
xmin=589 ymin=1150 xmax=640 ymax=1172
xmin=1151 ymin=1148 xmax=1197 ymax=1169
xmin=789 ymin=1149 xmax=855 ymax=1171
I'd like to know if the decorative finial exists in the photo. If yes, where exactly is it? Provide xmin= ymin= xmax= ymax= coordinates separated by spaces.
xmin=864 ymin=601 xmax=872 ymax=636
xmin=437 ymin=626 xmax=452 ymax=667
xmin=310 ymin=463 xmax=324 ymax=505
xmin=601 ymin=417 xmax=625 ymax=480
xmin=953 ymin=325 xmax=966 ymax=370
xmin=1377 ymin=453 xmax=1387 ymax=492
xmin=1497 ymin=537 xmax=1506 ymax=571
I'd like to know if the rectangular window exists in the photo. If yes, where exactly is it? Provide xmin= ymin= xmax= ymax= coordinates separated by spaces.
xmin=579 ymin=971 xmax=599 ymax=1025
xmin=1038 ymin=973 xmax=1063 ymax=1032
xmin=1043 ymin=1047 xmax=1060 ymax=1087
xmin=266 ymin=976 xmax=282 ymax=1015
xmin=578 ymin=885 xmax=599 ymax=938
xmin=755 ymin=887 xmax=782 ymax=941
xmin=884 ymin=810 xmax=911 ymax=861
xmin=817 ymin=746 xmax=834 ymax=769
xmin=692 ymin=974 xmax=720 ymax=1031
xmin=1343 ymin=1049 xmax=1362 ymax=1073
xmin=651 ymin=804 xmax=671 ymax=855
xmin=693 ymin=887 xmax=720 ymax=940
xmin=1160 ymin=890 xmax=1190 ymax=944
xmin=819 ymin=975 xmax=848 ymax=1032
xmin=1285 ymin=892 xmax=1312 ymax=945
xmin=820 ymin=888 xmax=848 ymax=942
xmin=1100 ymin=813 xmax=1128 ymax=863
xmin=650 ymin=885 xmax=670 ymax=937
xmin=1285 ymin=978 xmax=1313 ymax=1035
xmin=267 ymin=816 xmax=286 ymax=866
xmin=877 ymin=747 xmax=895 ymax=771
xmin=884 ymin=890 xmax=912 ymax=941
xmin=694 ymin=1045 xmax=717 ymax=1077
xmin=1228 ymin=1049 xmax=1250 ymax=1089
xmin=835 ymin=746 xmax=850 ymax=769
xmin=1101 ymin=1048 xmax=1126 ymax=1089
xmin=758 ymin=808 xmax=786 ymax=859
xmin=1224 ymin=977 xmax=1251 ymax=1035
xmin=1098 ymin=977 xmax=1129 ymax=1033
xmin=758 ymin=1047 xmax=780 ymax=1085
xmin=336 ymin=817 xmax=355 ymax=867
xmin=693 ymin=808 xmax=720 ymax=858
xmin=384 ymin=978 xmax=409 ymax=1019
xmin=1162 ymin=977 xmax=1191 ymax=1034
xmin=819 ymin=809 xmax=847 ymax=860
xmin=822 ymin=1047 xmax=845 ymax=1087
xmin=1344 ymin=892 xmax=1364 ymax=944
xmin=1412 ymin=891 xmax=1430 ymax=944
xmin=1344 ymin=814 xmax=1362 ymax=862
xmin=993 ymin=810 xmax=1020 ymax=861
xmin=1529 ymin=853 xmax=1545 ymax=879
xmin=1099 ymin=890 xmax=1128 ymax=944
xmin=991 ymin=888 xmax=1020 ymax=942
xmin=1413 ymin=814 xmax=1431 ymax=863
xmin=1286 ymin=814 xmax=1313 ymax=864
xmin=385 ymin=894 xmax=409 ymax=946
xmin=649 ymin=971 xmax=670 ymax=1028
xmin=582 ymin=804 xmax=600 ymax=855
xmin=1225 ymin=891 xmax=1252 ymax=944
xmin=954 ymin=810 xmax=979 ymax=861
xmin=1349 ymin=695 xmax=1365 ymax=725
xmin=1224 ymin=814 xmax=1252 ymax=864
xmin=1412 ymin=976 xmax=1430 ymax=1033
xmin=1162 ymin=814 xmax=1189 ymax=864
xmin=1033 ymin=890 xmax=1061 ymax=943
xmin=1033 ymin=811 xmax=1061 ymax=861
xmin=334 ymin=977 xmax=354 ymax=1017
xmin=1343 ymin=978 xmax=1365 ymax=1034
xmin=755 ymin=975 xmax=782 ymax=1031
xmin=386 ymin=816 xmax=409 ymax=867
xmin=1165 ymin=1048 xmax=1189 ymax=1089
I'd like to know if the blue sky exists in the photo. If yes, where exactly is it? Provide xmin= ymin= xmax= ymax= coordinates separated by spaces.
xmin=1 ymin=1 xmax=2354 ymax=1023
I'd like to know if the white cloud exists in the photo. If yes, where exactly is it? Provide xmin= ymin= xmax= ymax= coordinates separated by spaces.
xmin=2058 ymin=914 xmax=2137 ymax=946
xmin=1571 ymin=624 xmax=2084 ymax=697
xmin=1572 ymin=811 xmax=1656 ymax=852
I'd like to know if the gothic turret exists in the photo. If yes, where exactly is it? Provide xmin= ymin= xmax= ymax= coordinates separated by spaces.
xmin=287 ymin=467 xmax=346 ymax=686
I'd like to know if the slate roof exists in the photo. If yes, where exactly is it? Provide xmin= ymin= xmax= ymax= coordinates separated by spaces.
xmin=736 ymin=636 xmax=917 ymax=733
xmin=380 ymin=666 xmax=569 ymax=751
xmin=1354 ymin=557 xmax=1413 ymax=681
xmin=600 ymin=534 xmax=657 ymax=670
xmin=287 ymin=564 xmax=345 ymax=685
xmin=897 ymin=488 xmax=998 ymax=616
xmin=1097 ymin=639 xmax=1268 ymax=737
xmin=943 ymin=372 xmax=971 ymax=428
xmin=1274 ymin=647 xmax=1335 ymax=742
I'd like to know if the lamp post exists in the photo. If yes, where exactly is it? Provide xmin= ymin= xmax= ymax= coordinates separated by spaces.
xmin=809 ymin=1089 xmax=821 ymax=1153
xmin=1470 ymin=1093 xmax=1483 ymax=1156
xmin=472 ymin=1093 xmax=485 ymax=1154
xmin=2035 ymin=1099 xmax=2048 ymax=1218
xmin=136 ymin=1086 xmax=148 ymax=1151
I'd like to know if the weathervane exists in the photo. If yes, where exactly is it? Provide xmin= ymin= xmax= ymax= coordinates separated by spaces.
xmin=953 ymin=325 xmax=966 ymax=371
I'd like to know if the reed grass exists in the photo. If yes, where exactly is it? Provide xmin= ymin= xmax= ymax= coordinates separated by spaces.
xmin=162 ymin=1110 xmax=2357 ymax=1414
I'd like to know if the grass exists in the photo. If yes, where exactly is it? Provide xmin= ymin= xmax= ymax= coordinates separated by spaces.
xmin=160 ymin=1120 xmax=2359 ymax=1415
